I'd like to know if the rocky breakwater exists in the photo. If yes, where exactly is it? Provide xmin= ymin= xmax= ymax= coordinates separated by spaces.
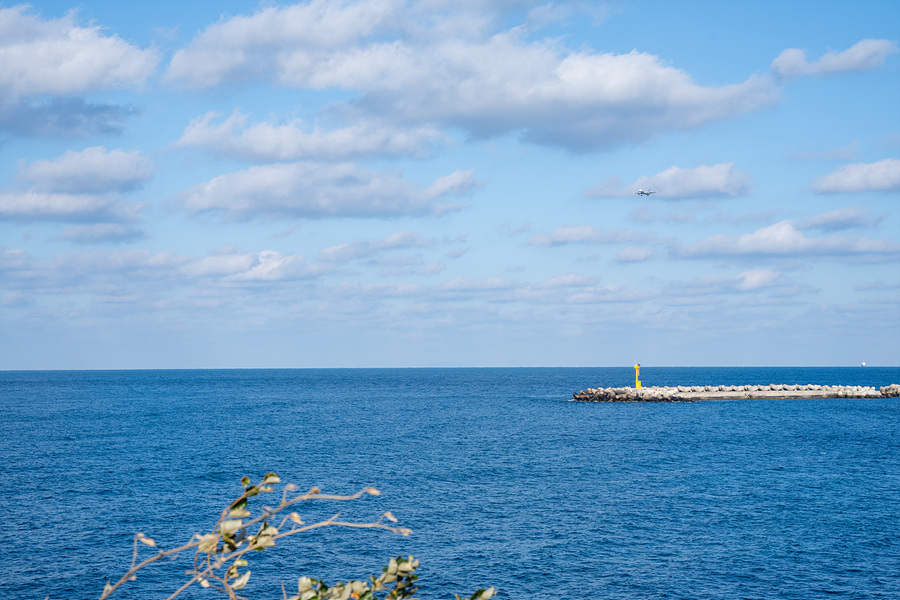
xmin=572 ymin=383 xmax=900 ymax=403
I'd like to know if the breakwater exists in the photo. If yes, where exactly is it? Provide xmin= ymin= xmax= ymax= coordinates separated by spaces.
xmin=572 ymin=383 xmax=900 ymax=402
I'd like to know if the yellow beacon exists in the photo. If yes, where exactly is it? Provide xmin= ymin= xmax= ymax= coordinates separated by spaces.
xmin=634 ymin=363 xmax=641 ymax=389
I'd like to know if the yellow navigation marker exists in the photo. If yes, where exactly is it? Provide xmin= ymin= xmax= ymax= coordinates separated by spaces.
xmin=634 ymin=363 xmax=641 ymax=389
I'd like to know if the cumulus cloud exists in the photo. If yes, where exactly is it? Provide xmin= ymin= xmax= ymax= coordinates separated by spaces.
xmin=855 ymin=279 xmax=900 ymax=292
xmin=1 ymin=147 xmax=149 ymax=226
xmin=167 ymin=0 xmax=398 ymax=88
xmin=526 ymin=225 xmax=648 ymax=247
xmin=662 ymin=270 xmax=796 ymax=298
xmin=440 ymin=275 xmax=518 ymax=292
xmin=166 ymin=3 xmax=779 ymax=152
xmin=49 ymin=248 xmax=185 ymax=279
xmin=178 ymin=110 xmax=447 ymax=161
xmin=567 ymin=283 xmax=652 ymax=304
xmin=176 ymin=162 xmax=475 ymax=220
xmin=18 ymin=147 xmax=153 ymax=194
xmin=736 ymin=269 xmax=783 ymax=291
xmin=615 ymin=245 xmax=653 ymax=263
xmin=813 ymin=158 xmax=900 ymax=193
xmin=586 ymin=163 xmax=751 ymax=198
xmin=771 ymin=39 xmax=898 ymax=78
xmin=792 ymin=141 xmax=859 ymax=161
xmin=797 ymin=206 xmax=885 ymax=231
xmin=628 ymin=205 xmax=697 ymax=224
xmin=0 ymin=6 xmax=155 ymax=138
xmin=534 ymin=273 xmax=599 ymax=289
xmin=0 ymin=97 xmax=139 ymax=138
xmin=0 ymin=5 xmax=158 ymax=99
xmin=54 ymin=224 xmax=149 ymax=244
xmin=359 ymin=40 xmax=778 ymax=151
xmin=0 ymin=191 xmax=143 ymax=223
xmin=679 ymin=221 xmax=900 ymax=258
xmin=318 ymin=231 xmax=432 ymax=262
xmin=224 ymin=250 xmax=328 ymax=282
xmin=2 ymin=245 xmax=337 ymax=299
xmin=528 ymin=225 xmax=600 ymax=246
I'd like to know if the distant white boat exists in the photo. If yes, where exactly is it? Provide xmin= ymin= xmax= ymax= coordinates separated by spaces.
xmin=861 ymin=362 xmax=867 ymax=367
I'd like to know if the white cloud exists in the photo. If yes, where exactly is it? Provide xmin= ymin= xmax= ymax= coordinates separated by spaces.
xmin=855 ymin=279 xmax=900 ymax=292
xmin=661 ymin=270 xmax=799 ymax=299
xmin=527 ymin=225 xmax=651 ymax=247
xmin=179 ymin=245 xmax=326 ymax=283
xmin=54 ymin=224 xmax=149 ymax=244
xmin=587 ymin=163 xmax=751 ymax=198
xmin=0 ymin=191 xmax=143 ymax=223
xmin=1 ymin=290 xmax=31 ymax=307
xmin=534 ymin=273 xmax=599 ymax=289
xmin=427 ymin=169 xmax=481 ymax=198
xmin=176 ymin=162 xmax=473 ymax=220
xmin=0 ymin=5 xmax=153 ymax=138
xmin=736 ymin=269 xmax=783 ymax=291
xmin=1 ymin=147 xmax=149 ymax=227
xmin=0 ymin=5 xmax=158 ymax=99
xmin=225 ymin=250 xmax=327 ymax=282
xmin=181 ymin=251 xmax=257 ymax=278
xmin=440 ymin=275 xmax=518 ymax=292
xmin=526 ymin=225 xmax=594 ymax=246
xmin=167 ymin=5 xmax=780 ymax=151
xmin=361 ymin=40 xmax=777 ymax=151
xmin=527 ymin=225 xmax=598 ymax=246
xmin=177 ymin=110 xmax=446 ymax=161
xmin=615 ymin=246 xmax=653 ymax=262
xmin=9 ymin=245 xmax=329 ymax=287
xmin=18 ymin=147 xmax=153 ymax=194
xmin=0 ymin=97 xmax=139 ymax=138
xmin=628 ymin=205 xmax=697 ymax=224
xmin=771 ymin=39 xmax=898 ymax=78
xmin=813 ymin=158 xmax=900 ymax=193
xmin=318 ymin=231 xmax=432 ymax=262
xmin=797 ymin=206 xmax=885 ymax=231
xmin=48 ymin=248 xmax=186 ymax=281
xmin=0 ymin=246 xmax=29 ymax=270
xmin=680 ymin=221 xmax=900 ymax=258
xmin=167 ymin=0 xmax=399 ymax=88
xmin=792 ymin=141 xmax=859 ymax=161
xmin=567 ymin=284 xmax=651 ymax=304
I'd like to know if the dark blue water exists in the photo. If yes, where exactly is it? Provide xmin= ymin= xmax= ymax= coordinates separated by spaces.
xmin=2 ymin=367 xmax=898 ymax=599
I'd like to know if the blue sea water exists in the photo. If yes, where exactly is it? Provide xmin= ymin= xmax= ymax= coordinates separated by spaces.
xmin=1 ymin=367 xmax=899 ymax=600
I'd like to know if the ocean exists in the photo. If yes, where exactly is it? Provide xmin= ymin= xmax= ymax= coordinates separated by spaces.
xmin=2 ymin=367 xmax=898 ymax=599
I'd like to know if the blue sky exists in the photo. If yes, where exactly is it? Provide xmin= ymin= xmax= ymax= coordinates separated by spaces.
xmin=1 ymin=0 xmax=898 ymax=369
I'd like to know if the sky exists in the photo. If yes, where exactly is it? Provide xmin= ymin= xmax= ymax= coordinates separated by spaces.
xmin=1 ymin=0 xmax=899 ymax=369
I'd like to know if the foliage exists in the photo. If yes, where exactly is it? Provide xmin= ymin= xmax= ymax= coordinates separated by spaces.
xmin=99 ymin=473 xmax=495 ymax=600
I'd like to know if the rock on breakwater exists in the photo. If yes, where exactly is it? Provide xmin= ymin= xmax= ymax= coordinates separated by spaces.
xmin=572 ymin=383 xmax=900 ymax=402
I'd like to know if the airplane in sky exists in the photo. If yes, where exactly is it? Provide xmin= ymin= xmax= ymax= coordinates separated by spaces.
xmin=635 ymin=189 xmax=657 ymax=196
